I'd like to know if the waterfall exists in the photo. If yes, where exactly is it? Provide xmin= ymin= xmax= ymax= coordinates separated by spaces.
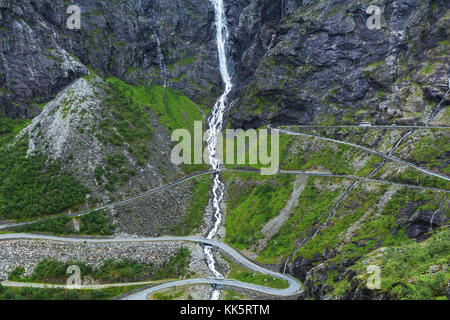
xmin=51 ymin=30 xmax=75 ymax=75
xmin=204 ymin=0 xmax=233 ymax=300
xmin=155 ymin=34 xmax=168 ymax=89
xmin=429 ymin=194 xmax=447 ymax=232
xmin=389 ymin=129 xmax=413 ymax=156
xmin=282 ymin=128 xmax=415 ymax=274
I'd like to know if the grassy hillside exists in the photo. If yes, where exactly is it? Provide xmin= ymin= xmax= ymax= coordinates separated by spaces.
xmin=224 ymin=172 xmax=294 ymax=250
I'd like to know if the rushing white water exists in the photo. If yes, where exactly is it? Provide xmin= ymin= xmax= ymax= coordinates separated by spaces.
xmin=204 ymin=0 xmax=233 ymax=300
xmin=429 ymin=194 xmax=447 ymax=232
xmin=155 ymin=34 xmax=168 ymax=88
xmin=389 ymin=129 xmax=413 ymax=156
xmin=51 ymin=30 xmax=75 ymax=74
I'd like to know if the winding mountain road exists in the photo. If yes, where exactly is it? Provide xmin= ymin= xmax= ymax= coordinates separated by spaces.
xmin=228 ymin=169 xmax=449 ymax=193
xmin=1 ymin=167 xmax=447 ymax=231
xmin=121 ymin=278 xmax=296 ymax=300
xmin=271 ymin=126 xmax=450 ymax=182
xmin=280 ymin=125 xmax=450 ymax=130
xmin=0 ymin=170 xmax=217 ymax=230
xmin=0 ymin=233 xmax=301 ymax=299
xmin=2 ymin=126 xmax=448 ymax=299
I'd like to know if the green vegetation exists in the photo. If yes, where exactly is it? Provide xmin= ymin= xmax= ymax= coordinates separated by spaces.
xmin=354 ymin=229 xmax=450 ymax=300
xmin=224 ymin=128 xmax=292 ymax=173
xmin=97 ymin=77 xmax=154 ymax=166
xmin=0 ymin=136 xmax=88 ymax=220
xmin=419 ymin=62 xmax=437 ymax=75
xmin=281 ymin=138 xmax=354 ymax=175
xmin=106 ymin=79 xmax=205 ymax=134
xmin=94 ymin=153 xmax=136 ymax=192
xmin=225 ymin=257 xmax=288 ymax=289
xmin=170 ymin=176 xmax=211 ymax=236
xmin=223 ymin=290 xmax=248 ymax=300
xmin=102 ymin=77 xmax=208 ymax=174
xmin=9 ymin=248 xmax=191 ymax=284
xmin=0 ymin=285 xmax=144 ymax=300
xmin=380 ymin=167 xmax=450 ymax=190
xmin=330 ymin=186 xmax=414 ymax=262
xmin=381 ymin=187 xmax=440 ymax=217
xmin=0 ymin=117 xmax=30 ymax=147
xmin=400 ymin=132 xmax=449 ymax=172
xmin=356 ymin=156 xmax=383 ymax=177
xmin=255 ymin=182 xmax=446 ymax=298
xmin=231 ymin=271 xmax=289 ymax=289
xmin=224 ymin=172 xmax=294 ymax=250
xmin=290 ymin=184 xmax=438 ymax=265
xmin=153 ymin=290 xmax=184 ymax=300
xmin=15 ymin=211 xmax=115 ymax=236
xmin=257 ymin=177 xmax=341 ymax=264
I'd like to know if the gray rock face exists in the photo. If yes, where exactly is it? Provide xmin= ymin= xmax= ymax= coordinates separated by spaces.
xmin=405 ymin=210 xmax=447 ymax=239
xmin=1 ymin=0 xmax=448 ymax=125
xmin=395 ymin=199 xmax=448 ymax=240
xmin=0 ymin=0 xmax=221 ymax=118
xmin=228 ymin=0 xmax=450 ymax=127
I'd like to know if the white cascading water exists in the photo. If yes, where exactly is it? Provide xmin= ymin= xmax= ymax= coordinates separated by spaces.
xmin=204 ymin=0 xmax=233 ymax=300
xmin=155 ymin=34 xmax=168 ymax=88
xmin=429 ymin=194 xmax=447 ymax=232
xmin=51 ymin=30 xmax=74 ymax=74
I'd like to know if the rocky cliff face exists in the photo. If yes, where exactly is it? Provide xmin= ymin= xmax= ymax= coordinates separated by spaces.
xmin=229 ymin=0 xmax=449 ymax=128
xmin=0 ymin=0 xmax=219 ymax=235
xmin=0 ymin=0 xmax=222 ymax=118
xmin=1 ymin=0 xmax=448 ymax=125
xmin=0 ymin=0 xmax=448 ymax=300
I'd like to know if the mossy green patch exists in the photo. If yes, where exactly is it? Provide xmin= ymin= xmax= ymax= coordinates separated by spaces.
xmin=224 ymin=256 xmax=289 ymax=289
xmin=15 ymin=211 xmax=115 ymax=236
xmin=257 ymin=177 xmax=342 ymax=264
xmin=353 ymin=229 xmax=450 ymax=300
xmin=281 ymin=138 xmax=354 ymax=175
xmin=224 ymin=172 xmax=294 ymax=250
xmin=0 ymin=117 xmax=31 ymax=147
xmin=170 ymin=176 xmax=211 ymax=236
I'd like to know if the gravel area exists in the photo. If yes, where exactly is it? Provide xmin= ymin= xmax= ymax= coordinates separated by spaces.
xmin=0 ymin=239 xmax=210 ymax=281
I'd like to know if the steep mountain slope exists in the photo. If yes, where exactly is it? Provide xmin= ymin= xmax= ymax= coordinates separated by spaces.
xmin=0 ymin=0 xmax=448 ymax=300
xmin=0 ymin=0 xmax=220 ymax=118
xmin=230 ymin=0 xmax=450 ymax=128
xmin=2 ymin=0 xmax=448 ymax=125
xmin=0 ymin=67 xmax=209 ymax=236
xmin=224 ymin=130 xmax=449 ymax=299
